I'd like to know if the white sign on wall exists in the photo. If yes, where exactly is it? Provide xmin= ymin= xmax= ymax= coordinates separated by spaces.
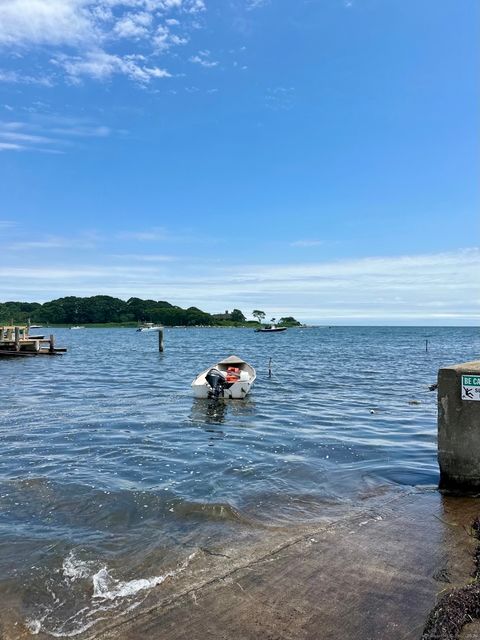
xmin=462 ymin=375 xmax=480 ymax=401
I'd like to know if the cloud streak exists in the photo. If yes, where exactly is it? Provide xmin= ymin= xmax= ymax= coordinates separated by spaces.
xmin=290 ymin=240 xmax=323 ymax=248
xmin=1 ymin=247 xmax=478 ymax=324
xmin=0 ymin=118 xmax=114 ymax=153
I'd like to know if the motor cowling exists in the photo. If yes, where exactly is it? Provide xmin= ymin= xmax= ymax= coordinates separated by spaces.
xmin=206 ymin=368 xmax=226 ymax=399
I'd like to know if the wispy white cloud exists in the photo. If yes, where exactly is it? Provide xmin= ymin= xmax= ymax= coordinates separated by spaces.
xmin=0 ymin=130 xmax=57 ymax=145
xmin=0 ymin=220 xmax=16 ymax=229
xmin=111 ymin=253 xmax=178 ymax=262
xmin=113 ymin=11 xmax=153 ymax=39
xmin=291 ymin=240 xmax=323 ymax=248
xmin=190 ymin=50 xmax=218 ymax=68
xmin=3 ymin=233 xmax=99 ymax=250
xmin=49 ymin=125 xmax=111 ymax=137
xmin=0 ymin=69 xmax=54 ymax=86
xmin=115 ymin=226 xmax=219 ymax=244
xmin=0 ymin=142 xmax=23 ymax=150
xmin=265 ymin=86 xmax=295 ymax=111
xmin=54 ymin=51 xmax=171 ymax=84
xmin=0 ymin=118 xmax=114 ymax=153
xmin=116 ymin=228 xmax=168 ymax=241
xmin=247 ymin=0 xmax=269 ymax=9
xmin=153 ymin=24 xmax=189 ymax=51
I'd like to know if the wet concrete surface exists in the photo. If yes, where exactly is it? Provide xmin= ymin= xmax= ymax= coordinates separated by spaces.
xmin=85 ymin=490 xmax=480 ymax=640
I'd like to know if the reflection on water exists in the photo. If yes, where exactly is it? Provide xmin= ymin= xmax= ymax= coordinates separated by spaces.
xmin=191 ymin=397 xmax=256 ymax=424
xmin=192 ymin=398 xmax=228 ymax=424
xmin=190 ymin=397 xmax=258 ymax=445
xmin=0 ymin=326 xmax=478 ymax=637
xmin=205 ymin=399 xmax=227 ymax=424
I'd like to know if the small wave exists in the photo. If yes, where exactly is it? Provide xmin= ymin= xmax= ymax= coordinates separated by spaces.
xmin=62 ymin=551 xmax=96 ymax=581
xmin=26 ymin=618 xmax=42 ymax=635
xmin=27 ymin=551 xmax=196 ymax=637
xmin=92 ymin=568 xmax=170 ymax=601
xmin=92 ymin=552 xmax=196 ymax=602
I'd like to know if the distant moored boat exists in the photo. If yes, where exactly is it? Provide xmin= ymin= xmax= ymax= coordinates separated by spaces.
xmin=136 ymin=323 xmax=163 ymax=332
xmin=254 ymin=325 xmax=287 ymax=333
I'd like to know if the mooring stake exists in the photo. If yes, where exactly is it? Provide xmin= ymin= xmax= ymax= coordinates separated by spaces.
xmin=268 ymin=357 xmax=272 ymax=378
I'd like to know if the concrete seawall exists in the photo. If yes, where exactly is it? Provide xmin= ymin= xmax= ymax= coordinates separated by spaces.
xmin=438 ymin=360 xmax=480 ymax=493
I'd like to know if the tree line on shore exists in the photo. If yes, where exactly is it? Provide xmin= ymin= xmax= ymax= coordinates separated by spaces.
xmin=0 ymin=296 xmax=301 ymax=327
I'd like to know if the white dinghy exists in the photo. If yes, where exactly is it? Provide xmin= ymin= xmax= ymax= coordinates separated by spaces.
xmin=192 ymin=355 xmax=256 ymax=400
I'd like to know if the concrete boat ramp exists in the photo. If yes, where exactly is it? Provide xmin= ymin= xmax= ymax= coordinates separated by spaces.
xmin=51 ymin=489 xmax=479 ymax=640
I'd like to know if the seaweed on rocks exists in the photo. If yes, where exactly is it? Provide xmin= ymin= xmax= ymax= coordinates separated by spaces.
xmin=421 ymin=517 xmax=480 ymax=640
xmin=471 ymin=517 xmax=480 ymax=543
xmin=422 ymin=584 xmax=480 ymax=640
xmin=472 ymin=517 xmax=480 ymax=581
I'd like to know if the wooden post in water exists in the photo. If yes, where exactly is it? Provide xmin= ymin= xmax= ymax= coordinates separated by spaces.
xmin=158 ymin=327 xmax=164 ymax=352
xmin=268 ymin=357 xmax=272 ymax=378
xmin=425 ymin=339 xmax=429 ymax=353
xmin=14 ymin=326 xmax=20 ymax=352
xmin=49 ymin=334 xmax=55 ymax=353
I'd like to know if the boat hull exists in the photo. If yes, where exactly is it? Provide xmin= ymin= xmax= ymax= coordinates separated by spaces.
xmin=192 ymin=380 xmax=253 ymax=399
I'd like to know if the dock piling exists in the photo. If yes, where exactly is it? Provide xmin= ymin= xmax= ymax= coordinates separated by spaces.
xmin=0 ymin=325 xmax=66 ymax=357
xmin=158 ymin=328 xmax=164 ymax=352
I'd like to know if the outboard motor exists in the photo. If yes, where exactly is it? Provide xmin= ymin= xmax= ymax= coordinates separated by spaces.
xmin=205 ymin=368 xmax=226 ymax=400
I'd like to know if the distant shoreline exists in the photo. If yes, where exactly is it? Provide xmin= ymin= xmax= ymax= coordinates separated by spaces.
xmin=31 ymin=323 xmax=307 ymax=329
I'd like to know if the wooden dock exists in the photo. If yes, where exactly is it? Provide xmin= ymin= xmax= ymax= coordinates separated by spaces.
xmin=0 ymin=325 xmax=67 ymax=357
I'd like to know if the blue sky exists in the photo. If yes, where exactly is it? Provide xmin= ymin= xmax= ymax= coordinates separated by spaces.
xmin=0 ymin=0 xmax=478 ymax=324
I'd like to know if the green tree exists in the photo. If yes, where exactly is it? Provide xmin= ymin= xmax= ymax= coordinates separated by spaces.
xmin=230 ymin=309 xmax=246 ymax=322
xmin=252 ymin=310 xmax=266 ymax=323
xmin=278 ymin=316 xmax=301 ymax=327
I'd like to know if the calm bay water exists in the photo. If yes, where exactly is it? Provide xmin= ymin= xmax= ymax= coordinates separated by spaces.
xmin=0 ymin=326 xmax=478 ymax=637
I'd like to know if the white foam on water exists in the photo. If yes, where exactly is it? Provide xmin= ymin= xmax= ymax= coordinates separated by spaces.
xmin=26 ymin=618 xmax=42 ymax=634
xmin=62 ymin=551 xmax=95 ymax=581
xmin=92 ymin=551 xmax=196 ymax=601
xmin=92 ymin=567 xmax=171 ymax=600
xmin=29 ymin=551 xmax=197 ymax=637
